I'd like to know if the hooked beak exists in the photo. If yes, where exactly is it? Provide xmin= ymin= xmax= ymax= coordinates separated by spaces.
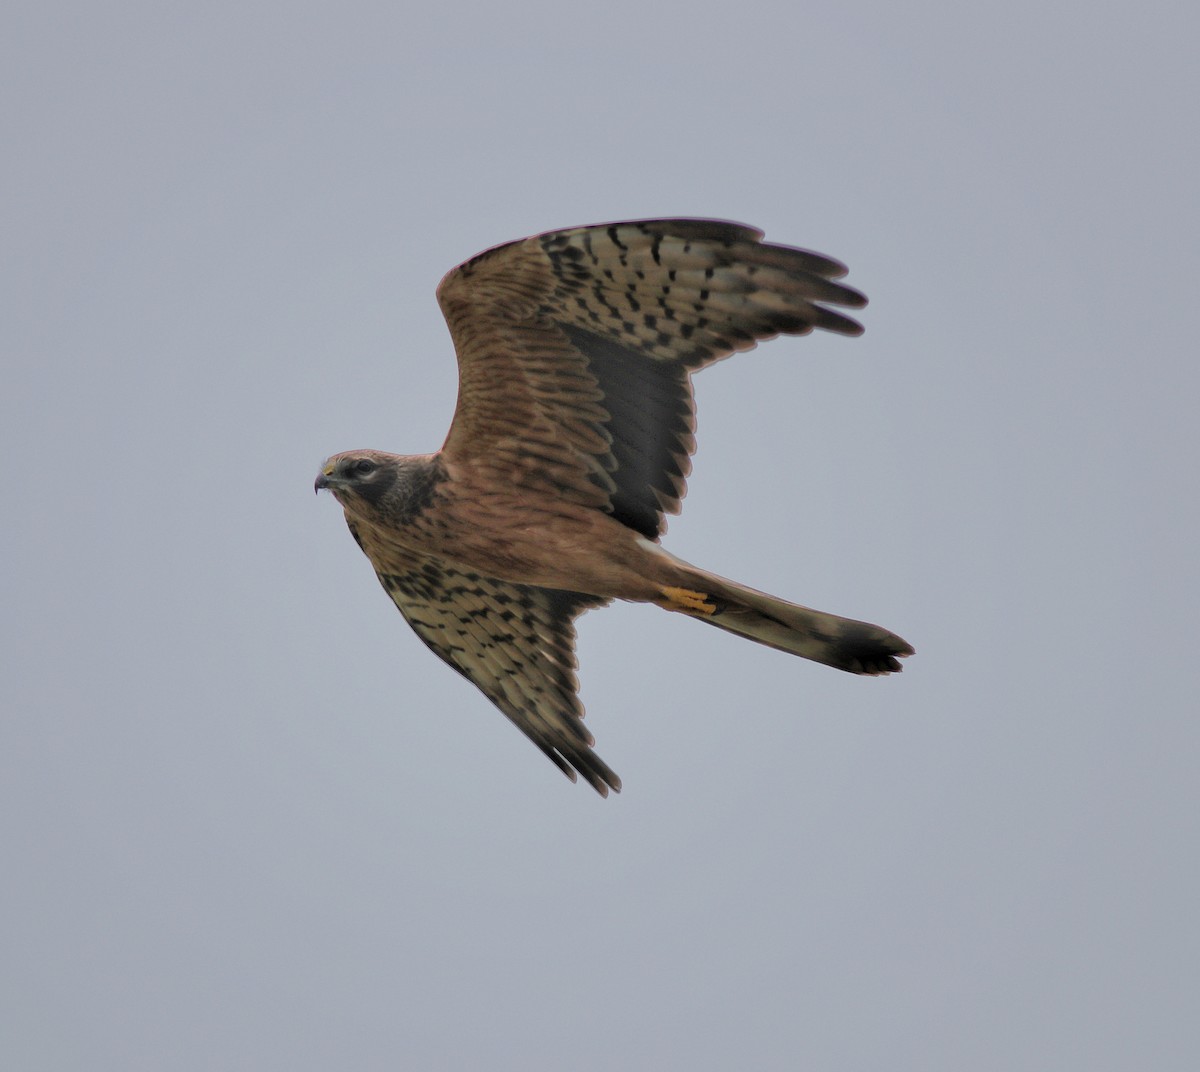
xmin=314 ymin=464 xmax=337 ymax=494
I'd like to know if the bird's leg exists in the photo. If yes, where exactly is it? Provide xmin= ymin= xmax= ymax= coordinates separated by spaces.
xmin=657 ymin=585 xmax=718 ymax=616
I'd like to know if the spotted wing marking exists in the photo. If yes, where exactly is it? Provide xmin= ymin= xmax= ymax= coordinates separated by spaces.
xmin=536 ymin=219 xmax=866 ymax=368
xmin=374 ymin=556 xmax=620 ymax=795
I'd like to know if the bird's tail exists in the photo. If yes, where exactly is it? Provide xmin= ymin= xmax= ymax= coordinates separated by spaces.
xmin=657 ymin=567 xmax=913 ymax=675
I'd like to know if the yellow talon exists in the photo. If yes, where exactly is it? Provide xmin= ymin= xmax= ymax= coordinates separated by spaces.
xmin=660 ymin=586 xmax=717 ymax=615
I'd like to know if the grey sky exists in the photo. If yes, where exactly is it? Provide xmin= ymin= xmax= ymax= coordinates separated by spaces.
xmin=3 ymin=1 xmax=1197 ymax=1068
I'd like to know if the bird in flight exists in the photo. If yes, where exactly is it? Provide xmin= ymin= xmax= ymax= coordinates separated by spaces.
xmin=316 ymin=218 xmax=912 ymax=795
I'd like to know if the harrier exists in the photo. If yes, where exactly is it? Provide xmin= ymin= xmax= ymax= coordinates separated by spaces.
xmin=316 ymin=218 xmax=912 ymax=795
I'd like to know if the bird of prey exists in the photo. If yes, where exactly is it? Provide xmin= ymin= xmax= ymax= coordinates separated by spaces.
xmin=316 ymin=218 xmax=912 ymax=795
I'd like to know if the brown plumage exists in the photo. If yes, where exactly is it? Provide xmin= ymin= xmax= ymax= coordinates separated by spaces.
xmin=316 ymin=218 xmax=913 ymax=795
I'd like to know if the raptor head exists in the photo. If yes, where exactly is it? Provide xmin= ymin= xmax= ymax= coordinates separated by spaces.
xmin=315 ymin=450 xmax=443 ymax=526
xmin=314 ymin=450 xmax=399 ymax=508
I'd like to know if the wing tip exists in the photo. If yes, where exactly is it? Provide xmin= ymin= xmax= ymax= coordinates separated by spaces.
xmin=539 ymin=738 xmax=623 ymax=797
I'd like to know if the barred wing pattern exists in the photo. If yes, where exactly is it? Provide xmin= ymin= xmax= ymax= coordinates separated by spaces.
xmin=437 ymin=219 xmax=866 ymax=540
xmin=356 ymin=523 xmax=619 ymax=794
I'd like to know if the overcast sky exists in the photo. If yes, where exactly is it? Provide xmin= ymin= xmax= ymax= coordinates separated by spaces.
xmin=3 ymin=2 xmax=1197 ymax=1069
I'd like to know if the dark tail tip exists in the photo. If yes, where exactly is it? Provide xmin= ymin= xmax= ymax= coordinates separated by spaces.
xmin=833 ymin=623 xmax=915 ymax=675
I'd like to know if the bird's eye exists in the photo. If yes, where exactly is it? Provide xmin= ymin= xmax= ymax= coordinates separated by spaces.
xmin=352 ymin=459 xmax=376 ymax=476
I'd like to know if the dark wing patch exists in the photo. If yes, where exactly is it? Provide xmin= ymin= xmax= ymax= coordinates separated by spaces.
xmin=374 ymin=556 xmax=620 ymax=796
xmin=560 ymin=323 xmax=693 ymax=541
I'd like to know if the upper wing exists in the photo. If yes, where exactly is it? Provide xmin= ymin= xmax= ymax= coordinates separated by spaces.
xmin=435 ymin=218 xmax=867 ymax=541
xmin=365 ymin=539 xmax=620 ymax=795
